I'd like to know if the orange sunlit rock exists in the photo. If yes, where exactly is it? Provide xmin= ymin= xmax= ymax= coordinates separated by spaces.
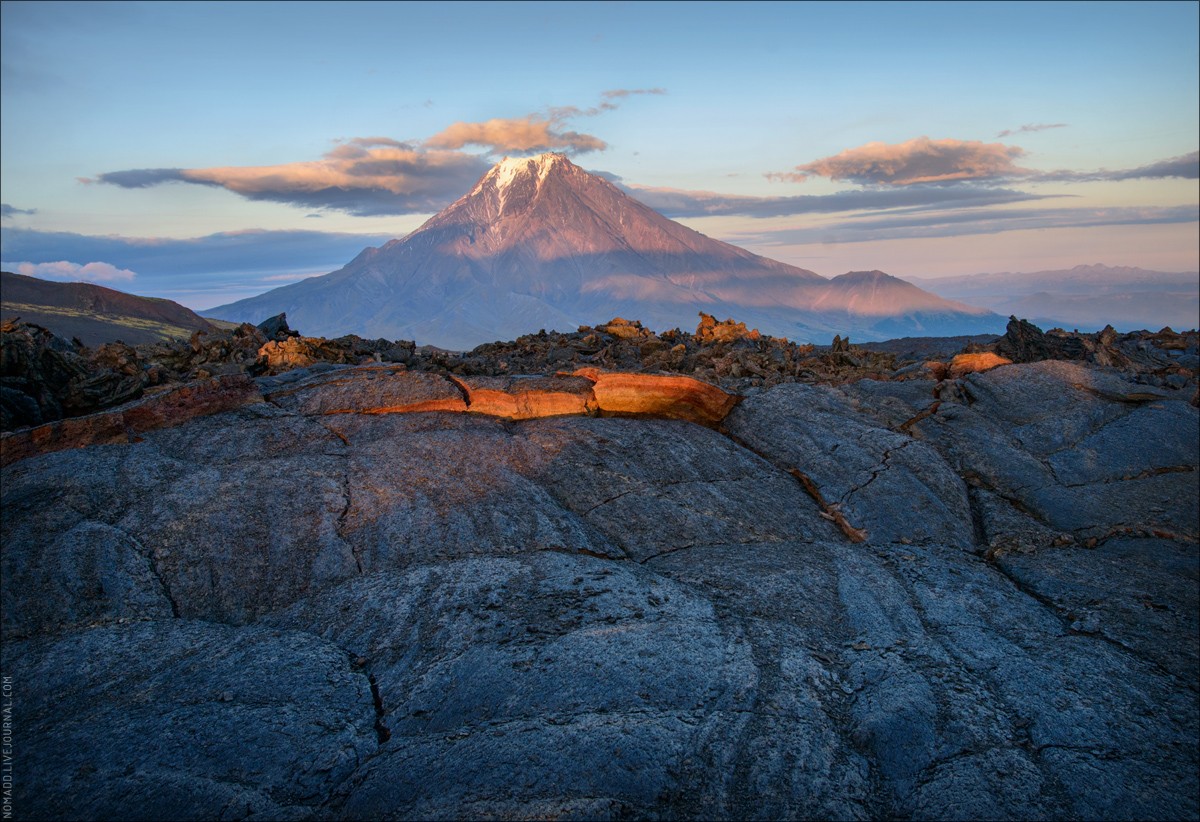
xmin=948 ymin=352 xmax=1013 ymax=379
xmin=0 ymin=375 xmax=261 ymax=467
xmin=598 ymin=317 xmax=652 ymax=340
xmin=454 ymin=375 xmax=597 ymax=420
xmin=695 ymin=312 xmax=761 ymax=344
xmin=258 ymin=338 xmax=318 ymax=372
xmin=571 ymin=367 xmax=739 ymax=427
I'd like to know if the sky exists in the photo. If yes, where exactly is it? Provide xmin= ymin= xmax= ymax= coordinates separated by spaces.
xmin=1 ymin=0 xmax=1197 ymax=310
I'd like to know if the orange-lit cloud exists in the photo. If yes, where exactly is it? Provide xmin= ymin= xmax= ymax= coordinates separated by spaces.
xmin=772 ymin=137 xmax=1027 ymax=185
xmin=89 ymin=90 xmax=669 ymax=214
xmin=425 ymin=116 xmax=606 ymax=154
xmin=427 ymin=89 xmax=664 ymax=154
xmin=90 ymin=145 xmax=491 ymax=216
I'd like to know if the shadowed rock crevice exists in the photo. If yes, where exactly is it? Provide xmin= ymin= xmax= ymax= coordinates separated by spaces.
xmin=789 ymin=467 xmax=870 ymax=543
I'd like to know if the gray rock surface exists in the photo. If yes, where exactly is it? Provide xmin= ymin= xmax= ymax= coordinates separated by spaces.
xmin=4 ymin=620 xmax=378 ymax=820
xmin=2 ymin=360 xmax=1196 ymax=820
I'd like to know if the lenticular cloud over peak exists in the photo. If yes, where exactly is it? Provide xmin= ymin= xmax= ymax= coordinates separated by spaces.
xmin=424 ymin=115 xmax=607 ymax=154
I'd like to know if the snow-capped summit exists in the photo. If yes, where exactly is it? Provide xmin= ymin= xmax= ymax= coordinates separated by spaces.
xmin=464 ymin=152 xmax=573 ymax=215
xmin=210 ymin=154 xmax=1000 ymax=349
xmin=485 ymin=153 xmax=566 ymax=190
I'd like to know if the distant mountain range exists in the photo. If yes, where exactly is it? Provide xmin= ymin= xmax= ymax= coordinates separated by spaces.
xmin=208 ymin=153 xmax=1001 ymax=349
xmin=0 ymin=270 xmax=218 ymax=346
xmin=904 ymin=264 xmax=1200 ymax=332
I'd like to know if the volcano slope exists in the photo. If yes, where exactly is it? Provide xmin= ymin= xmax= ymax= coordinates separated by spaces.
xmin=1 ymin=354 xmax=1197 ymax=820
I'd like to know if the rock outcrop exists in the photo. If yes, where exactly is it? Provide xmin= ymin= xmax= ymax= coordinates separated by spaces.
xmin=0 ymin=269 xmax=221 ymax=347
xmin=2 ymin=342 xmax=1196 ymax=820
xmin=5 ymin=313 xmax=1193 ymax=438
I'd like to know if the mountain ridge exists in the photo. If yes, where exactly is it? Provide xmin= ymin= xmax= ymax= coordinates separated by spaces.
xmin=0 ymin=270 xmax=219 ymax=345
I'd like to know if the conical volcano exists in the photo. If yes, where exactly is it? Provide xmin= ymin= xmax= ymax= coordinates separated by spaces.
xmin=210 ymin=153 xmax=997 ymax=348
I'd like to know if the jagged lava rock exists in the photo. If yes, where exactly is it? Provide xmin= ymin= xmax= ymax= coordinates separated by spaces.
xmin=1 ymin=355 xmax=1195 ymax=820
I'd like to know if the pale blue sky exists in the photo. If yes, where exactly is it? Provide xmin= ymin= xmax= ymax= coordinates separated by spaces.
xmin=2 ymin=0 xmax=1197 ymax=308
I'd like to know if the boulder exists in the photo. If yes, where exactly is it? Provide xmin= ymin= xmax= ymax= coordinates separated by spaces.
xmin=255 ymin=311 xmax=299 ymax=340
xmin=695 ymin=312 xmax=761 ymax=344
xmin=257 ymin=336 xmax=318 ymax=372
xmin=947 ymin=351 xmax=1011 ymax=378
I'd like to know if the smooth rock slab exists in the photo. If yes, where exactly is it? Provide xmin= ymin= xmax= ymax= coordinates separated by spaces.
xmin=265 ymin=364 xmax=467 ymax=416
xmin=3 ymin=620 xmax=379 ymax=820
xmin=726 ymin=382 xmax=974 ymax=549
xmin=264 ymin=554 xmax=779 ymax=819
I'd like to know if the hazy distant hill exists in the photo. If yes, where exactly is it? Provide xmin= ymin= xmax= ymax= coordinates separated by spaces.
xmin=904 ymin=264 xmax=1200 ymax=332
xmin=210 ymin=153 xmax=1001 ymax=349
xmin=0 ymin=270 xmax=219 ymax=346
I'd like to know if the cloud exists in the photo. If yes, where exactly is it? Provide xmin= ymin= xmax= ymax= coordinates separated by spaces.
xmin=1 ymin=227 xmax=400 ymax=308
xmin=81 ymin=168 xmax=186 ymax=187
xmin=425 ymin=116 xmax=607 ymax=154
xmin=772 ymin=137 xmax=1028 ymax=186
xmin=0 ymin=203 xmax=37 ymax=218
xmin=1034 ymin=151 xmax=1199 ymax=183
xmin=87 ymin=89 xmax=667 ymax=215
xmin=623 ymin=182 xmax=1054 ymax=219
xmin=549 ymin=88 xmax=668 ymax=120
xmin=91 ymin=147 xmax=491 ymax=216
xmin=601 ymin=87 xmax=667 ymax=102
xmin=426 ymin=89 xmax=664 ymax=155
xmin=3 ymin=260 xmax=136 ymax=282
xmin=730 ymin=204 xmax=1199 ymax=246
xmin=773 ymin=137 xmax=1197 ymax=191
xmin=260 ymin=272 xmax=318 ymax=282
xmin=1 ymin=227 xmax=396 ymax=277
xmin=997 ymin=123 xmax=1068 ymax=138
